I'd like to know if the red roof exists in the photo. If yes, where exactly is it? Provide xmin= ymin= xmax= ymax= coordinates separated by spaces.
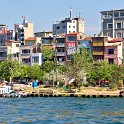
xmin=108 ymin=38 xmax=122 ymax=42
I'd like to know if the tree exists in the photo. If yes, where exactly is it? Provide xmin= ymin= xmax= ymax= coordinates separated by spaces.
xmin=108 ymin=64 xmax=124 ymax=89
xmin=28 ymin=64 xmax=45 ymax=81
xmin=66 ymin=48 xmax=93 ymax=88
xmin=41 ymin=61 xmax=55 ymax=73
xmin=0 ymin=59 xmax=21 ymax=82
xmin=42 ymin=46 xmax=55 ymax=61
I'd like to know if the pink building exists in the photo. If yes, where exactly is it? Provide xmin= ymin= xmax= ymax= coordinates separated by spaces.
xmin=104 ymin=38 xmax=123 ymax=64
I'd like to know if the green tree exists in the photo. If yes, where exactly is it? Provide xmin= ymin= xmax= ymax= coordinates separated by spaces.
xmin=28 ymin=64 xmax=45 ymax=81
xmin=66 ymin=48 xmax=93 ymax=88
xmin=42 ymin=46 xmax=55 ymax=61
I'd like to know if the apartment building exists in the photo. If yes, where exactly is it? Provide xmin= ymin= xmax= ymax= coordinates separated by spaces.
xmin=92 ymin=36 xmax=123 ymax=64
xmin=19 ymin=44 xmax=43 ymax=66
xmin=101 ymin=9 xmax=124 ymax=38
xmin=0 ymin=24 xmax=14 ymax=46
xmin=53 ymin=9 xmax=84 ymax=36
xmin=25 ymin=37 xmax=41 ymax=46
xmin=34 ymin=31 xmax=53 ymax=45
xmin=92 ymin=36 xmax=108 ymax=62
xmin=55 ymin=33 xmax=86 ymax=65
xmin=14 ymin=16 xmax=34 ymax=45
xmin=104 ymin=38 xmax=123 ymax=64
xmin=0 ymin=40 xmax=20 ymax=61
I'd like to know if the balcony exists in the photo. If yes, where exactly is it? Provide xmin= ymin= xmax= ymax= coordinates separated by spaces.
xmin=56 ymin=43 xmax=66 ymax=47
xmin=92 ymin=42 xmax=104 ymax=46
xmin=0 ymin=57 xmax=7 ymax=61
xmin=56 ymin=52 xmax=66 ymax=56
xmin=57 ymin=61 xmax=66 ymax=65
xmin=92 ymin=51 xmax=104 ymax=55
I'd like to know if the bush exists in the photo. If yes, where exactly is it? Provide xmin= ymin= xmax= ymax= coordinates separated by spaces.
xmin=118 ymin=80 xmax=123 ymax=88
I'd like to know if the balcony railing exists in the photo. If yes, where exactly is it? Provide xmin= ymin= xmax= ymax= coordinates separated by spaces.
xmin=92 ymin=51 xmax=104 ymax=55
xmin=57 ymin=61 xmax=66 ymax=65
xmin=56 ymin=52 xmax=66 ymax=56
xmin=56 ymin=43 xmax=66 ymax=47
xmin=92 ymin=42 xmax=104 ymax=46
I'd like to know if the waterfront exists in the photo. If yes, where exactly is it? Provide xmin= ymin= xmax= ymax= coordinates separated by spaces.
xmin=0 ymin=98 xmax=124 ymax=124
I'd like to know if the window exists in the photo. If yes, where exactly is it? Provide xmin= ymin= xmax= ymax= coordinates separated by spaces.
xmin=116 ymin=23 xmax=121 ymax=28
xmin=67 ymin=36 xmax=76 ymax=41
xmin=57 ymin=48 xmax=64 ymax=52
xmin=73 ymin=21 xmax=75 ymax=23
xmin=63 ymin=26 xmax=65 ymax=28
xmin=103 ymin=14 xmax=107 ymax=19
xmin=93 ymin=47 xmax=103 ymax=52
xmin=16 ymin=44 xmax=19 ymax=47
xmin=22 ymin=49 xmax=30 ymax=54
xmin=120 ymin=12 xmax=124 ymax=17
xmin=73 ymin=26 xmax=75 ymax=28
xmin=57 ymin=38 xmax=65 ymax=43
xmin=69 ymin=25 xmax=71 ymax=28
xmin=56 ymin=26 xmax=60 ymax=29
xmin=69 ymin=31 xmax=71 ymax=33
xmin=108 ymin=58 xmax=114 ymax=64
xmin=107 ymin=23 xmax=113 ymax=29
xmin=32 ymin=57 xmax=39 ymax=63
xmin=58 ymin=57 xmax=64 ymax=62
xmin=22 ymin=59 xmax=30 ymax=63
xmin=67 ymin=55 xmax=73 ymax=60
xmin=73 ymin=31 xmax=75 ymax=33
xmin=114 ymin=12 xmax=119 ymax=17
xmin=108 ymin=49 xmax=114 ymax=54
xmin=116 ymin=32 xmax=121 ymax=38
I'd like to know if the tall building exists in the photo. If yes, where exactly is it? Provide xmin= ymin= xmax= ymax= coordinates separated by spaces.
xmin=53 ymin=9 xmax=84 ymax=36
xmin=92 ymin=36 xmax=123 ymax=64
xmin=14 ymin=16 xmax=34 ymax=45
xmin=55 ymin=33 xmax=86 ymax=65
xmin=0 ymin=24 xmax=13 ymax=46
xmin=101 ymin=9 xmax=124 ymax=38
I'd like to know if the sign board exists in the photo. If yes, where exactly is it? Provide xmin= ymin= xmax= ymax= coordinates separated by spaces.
xmin=67 ymin=42 xmax=76 ymax=47
xmin=67 ymin=47 xmax=76 ymax=55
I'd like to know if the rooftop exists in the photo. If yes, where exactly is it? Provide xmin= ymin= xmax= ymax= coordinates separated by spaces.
xmin=100 ymin=9 xmax=124 ymax=13
xmin=25 ymin=37 xmax=36 ymax=41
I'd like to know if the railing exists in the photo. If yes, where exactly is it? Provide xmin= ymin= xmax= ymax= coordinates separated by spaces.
xmin=56 ymin=52 xmax=66 ymax=56
xmin=56 ymin=43 xmax=66 ymax=47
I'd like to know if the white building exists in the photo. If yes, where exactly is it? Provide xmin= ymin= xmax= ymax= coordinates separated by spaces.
xmin=53 ymin=9 xmax=84 ymax=35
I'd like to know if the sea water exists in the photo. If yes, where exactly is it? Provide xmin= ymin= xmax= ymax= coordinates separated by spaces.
xmin=0 ymin=97 xmax=124 ymax=124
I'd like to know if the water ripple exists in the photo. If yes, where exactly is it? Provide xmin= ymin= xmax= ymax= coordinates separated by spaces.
xmin=0 ymin=97 xmax=124 ymax=124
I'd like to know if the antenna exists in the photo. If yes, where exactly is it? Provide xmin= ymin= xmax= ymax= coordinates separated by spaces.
xmin=79 ymin=12 xmax=81 ymax=18
xmin=70 ymin=7 xmax=72 ymax=19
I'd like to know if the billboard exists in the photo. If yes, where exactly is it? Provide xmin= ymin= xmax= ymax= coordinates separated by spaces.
xmin=67 ymin=42 xmax=76 ymax=55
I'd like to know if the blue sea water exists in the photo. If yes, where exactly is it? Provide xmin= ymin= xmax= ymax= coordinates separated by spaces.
xmin=0 ymin=97 xmax=124 ymax=124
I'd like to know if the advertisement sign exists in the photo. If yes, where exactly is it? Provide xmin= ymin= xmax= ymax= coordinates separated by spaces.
xmin=67 ymin=42 xmax=76 ymax=47
xmin=67 ymin=47 xmax=76 ymax=55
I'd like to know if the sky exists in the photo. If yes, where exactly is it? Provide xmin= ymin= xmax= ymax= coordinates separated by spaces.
xmin=0 ymin=0 xmax=124 ymax=36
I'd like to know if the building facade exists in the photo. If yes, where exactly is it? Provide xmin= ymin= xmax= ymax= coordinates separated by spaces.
xmin=92 ymin=36 xmax=123 ymax=64
xmin=25 ymin=37 xmax=41 ymax=46
xmin=53 ymin=17 xmax=84 ymax=36
xmin=92 ymin=37 xmax=108 ymax=62
xmin=55 ymin=33 xmax=86 ymax=65
xmin=19 ymin=44 xmax=43 ymax=66
xmin=101 ymin=9 xmax=124 ymax=38
xmin=14 ymin=16 xmax=34 ymax=45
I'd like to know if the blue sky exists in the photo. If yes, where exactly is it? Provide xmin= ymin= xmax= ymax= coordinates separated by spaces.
xmin=0 ymin=0 xmax=124 ymax=36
